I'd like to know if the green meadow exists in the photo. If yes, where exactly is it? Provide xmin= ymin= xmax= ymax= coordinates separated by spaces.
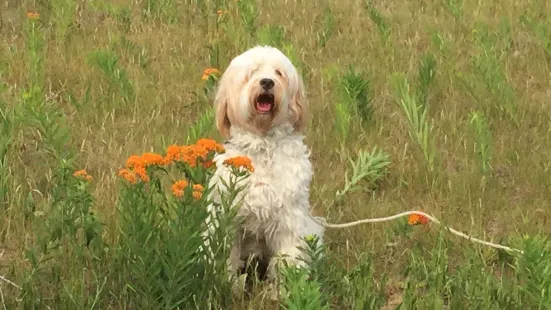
xmin=0 ymin=0 xmax=550 ymax=309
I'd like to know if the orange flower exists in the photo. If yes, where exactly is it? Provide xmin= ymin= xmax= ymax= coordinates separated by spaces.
xmin=172 ymin=180 xmax=189 ymax=197
xmin=203 ymin=160 xmax=214 ymax=169
xmin=73 ymin=170 xmax=87 ymax=177
xmin=223 ymin=156 xmax=254 ymax=172
xmin=163 ymin=145 xmax=182 ymax=165
xmin=26 ymin=12 xmax=40 ymax=20
xmin=161 ymin=140 xmax=224 ymax=167
xmin=73 ymin=169 xmax=93 ymax=182
xmin=118 ymin=168 xmax=138 ymax=184
xmin=408 ymin=213 xmax=430 ymax=226
xmin=202 ymin=68 xmax=221 ymax=80
xmin=192 ymin=183 xmax=204 ymax=200
xmin=180 ymin=145 xmax=210 ymax=167
xmin=126 ymin=152 xmax=164 ymax=168
xmin=134 ymin=166 xmax=150 ymax=182
xmin=192 ymin=190 xmax=203 ymax=200
xmin=125 ymin=155 xmax=144 ymax=169
xmin=121 ymin=152 xmax=164 ymax=182
xmin=141 ymin=152 xmax=164 ymax=166
xmin=196 ymin=138 xmax=225 ymax=153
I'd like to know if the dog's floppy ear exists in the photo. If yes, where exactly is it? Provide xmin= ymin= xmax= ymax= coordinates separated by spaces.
xmin=290 ymin=75 xmax=307 ymax=132
xmin=214 ymin=69 xmax=232 ymax=139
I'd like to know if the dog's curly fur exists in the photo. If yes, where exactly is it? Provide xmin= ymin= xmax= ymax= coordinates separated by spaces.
xmin=204 ymin=46 xmax=324 ymax=288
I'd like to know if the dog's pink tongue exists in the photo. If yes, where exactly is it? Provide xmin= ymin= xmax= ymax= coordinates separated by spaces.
xmin=257 ymin=102 xmax=272 ymax=112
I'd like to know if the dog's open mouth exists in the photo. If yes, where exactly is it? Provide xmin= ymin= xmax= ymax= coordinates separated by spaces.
xmin=255 ymin=94 xmax=274 ymax=113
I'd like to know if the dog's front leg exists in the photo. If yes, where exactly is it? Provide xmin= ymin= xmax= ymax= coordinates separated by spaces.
xmin=261 ymin=231 xmax=306 ymax=300
xmin=266 ymin=230 xmax=307 ymax=278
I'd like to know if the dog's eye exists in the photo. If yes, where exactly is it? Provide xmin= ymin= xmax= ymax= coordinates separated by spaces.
xmin=275 ymin=69 xmax=283 ymax=77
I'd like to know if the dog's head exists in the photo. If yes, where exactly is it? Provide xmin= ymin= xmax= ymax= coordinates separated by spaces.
xmin=214 ymin=46 xmax=306 ymax=138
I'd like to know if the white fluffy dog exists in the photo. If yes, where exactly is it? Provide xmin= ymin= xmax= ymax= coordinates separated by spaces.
xmin=205 ymin=46 xmax=324 ymax=289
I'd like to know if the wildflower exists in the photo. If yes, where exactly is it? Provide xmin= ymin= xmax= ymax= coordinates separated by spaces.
xmin=134 ymin=166 xmax=149 ymax=182
xmin=196 ymin=138 xmax=225 ymax=153
xmin=26 ymin=12 xmax=40 ymax=20
xmin=125 ymin=155 xmax=144 ymax=169
xmin=203 ymin=160 xmax=214 ymax=169
xmin=408 ymin=213 xmax=430 ymax=226
xmin=192 ymin=184 xmax=204 ymax=200
xmin=141 ymin=152 xmax=164 ymax=166
xmin=163 ymin=145 xmax=182 ymax=165
xmin=216 ymin=9 xmax=228 ymax=17
xmin=73 ymin=170 xmax=87 ymax=177
xmin=118 ymin=168 xmax=138 ymax=184
xmin=172 ymin=180 xmax=189 ymax=198
xmin=180 ymin=145 xmax=210 ymax=168
xmin=192 ymin=191 xmax=203 ymax=200
xmin=73 ymin=169 xmax=93 ymax=182
xmin=202 ymin=68 xmax=221 ymax=81
xmin=223 ymin=156 xmax=254 ymax=172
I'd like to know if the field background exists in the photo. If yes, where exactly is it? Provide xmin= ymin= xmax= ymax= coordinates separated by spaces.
xmin=1 ymin=0 xmax=551 ymax=309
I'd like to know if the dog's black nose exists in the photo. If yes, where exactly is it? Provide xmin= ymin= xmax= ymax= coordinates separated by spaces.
xmin=260 ymin=78 xmax=275 ymax=90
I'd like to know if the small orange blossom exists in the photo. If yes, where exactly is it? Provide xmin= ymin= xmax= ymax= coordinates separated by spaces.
xmin=408 ymin=213 xmax=430 ymax=226
xmin=192 ymin=191 xmax=203 ymax=200
xmin=118 ymin=168 xmax=138 ymax=184
xmin=26 ymin=12 xmax=40 ymax=20
xmin=172 ymin=180 xmax=189 ymax=197
xmin=202 ymin=68 xmax=221 ymax=80
xmin=223 ymin=156 xmax=254 ymax=172
xmin=73 ymin=169 xmax=93 ymax=182
xmin=73 ymin=170 xmax=87 ymax=177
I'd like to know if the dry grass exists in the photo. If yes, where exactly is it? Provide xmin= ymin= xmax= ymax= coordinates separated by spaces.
xmin=1 ymin=0 xmax=551 ymax=308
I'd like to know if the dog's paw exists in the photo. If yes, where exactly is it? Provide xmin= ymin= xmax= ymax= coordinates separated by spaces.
xmin=231 ymin=273 xmax=248 ymax=298
xmin=263 ymin=282 xmax=280 ymax=301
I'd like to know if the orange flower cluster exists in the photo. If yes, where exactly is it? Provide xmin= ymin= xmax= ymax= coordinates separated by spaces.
xmin=408 ymin=213 xmax=429 ymax=226
xmin=118 ymin=152 xmax=164 ymax=183
xmin=172 ymin=180 xmax=188 ymax=197
xmin=216 ymin=9 xmax=228 ymax=17
xmin=172 ymin=180 xmax=204 ymax=200
xmin=192 ymin=184 xmax=204 ymax=200
xmin=118 ymin=139 xmax=224 ymax=184
xmin=202 ymin=68 xmax=221 ymax=80
xmin=163 ymin=139 xmax=224 ymax=168
xmin=73 ymin=169 xmax=93 ymax=182
xmin=223 ymin=156 xmax=255 ymax=173
xmin=27 ymin=12 xmax=40 ymax=20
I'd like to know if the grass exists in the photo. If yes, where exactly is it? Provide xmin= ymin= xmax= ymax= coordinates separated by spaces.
xmin=1 ymin=0 xmax=551 ymax=308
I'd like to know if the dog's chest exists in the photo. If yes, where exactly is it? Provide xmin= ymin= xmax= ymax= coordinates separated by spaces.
xmin=245 ymin=147 xmax=311 ymax=210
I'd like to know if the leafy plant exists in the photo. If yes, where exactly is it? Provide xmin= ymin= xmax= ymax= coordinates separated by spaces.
xmin=87 ymin=49 xmax=136 ymax=106
xmin=115 ymin=139 xmax=250 ymax=308
xmin=469 ymin=110 xmax=493 ymax=173
xmin=465 ymin=20 xmax=518 ymax=124
xmin=339 ymin=65 xmax=374 ymax=124
xmin=365 ymin=2 xmax=391 ymax=45
xmin=417 ymin=52 xmax=437 ymax=108
xmin=335 ymin=147 xmax=391 ymax=200
xmin=390 ymin=73 xmax=437 ymax=173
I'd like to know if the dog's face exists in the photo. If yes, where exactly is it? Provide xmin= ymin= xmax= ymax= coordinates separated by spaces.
xmin=214 ymin=46 xmax=306 ymax=138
